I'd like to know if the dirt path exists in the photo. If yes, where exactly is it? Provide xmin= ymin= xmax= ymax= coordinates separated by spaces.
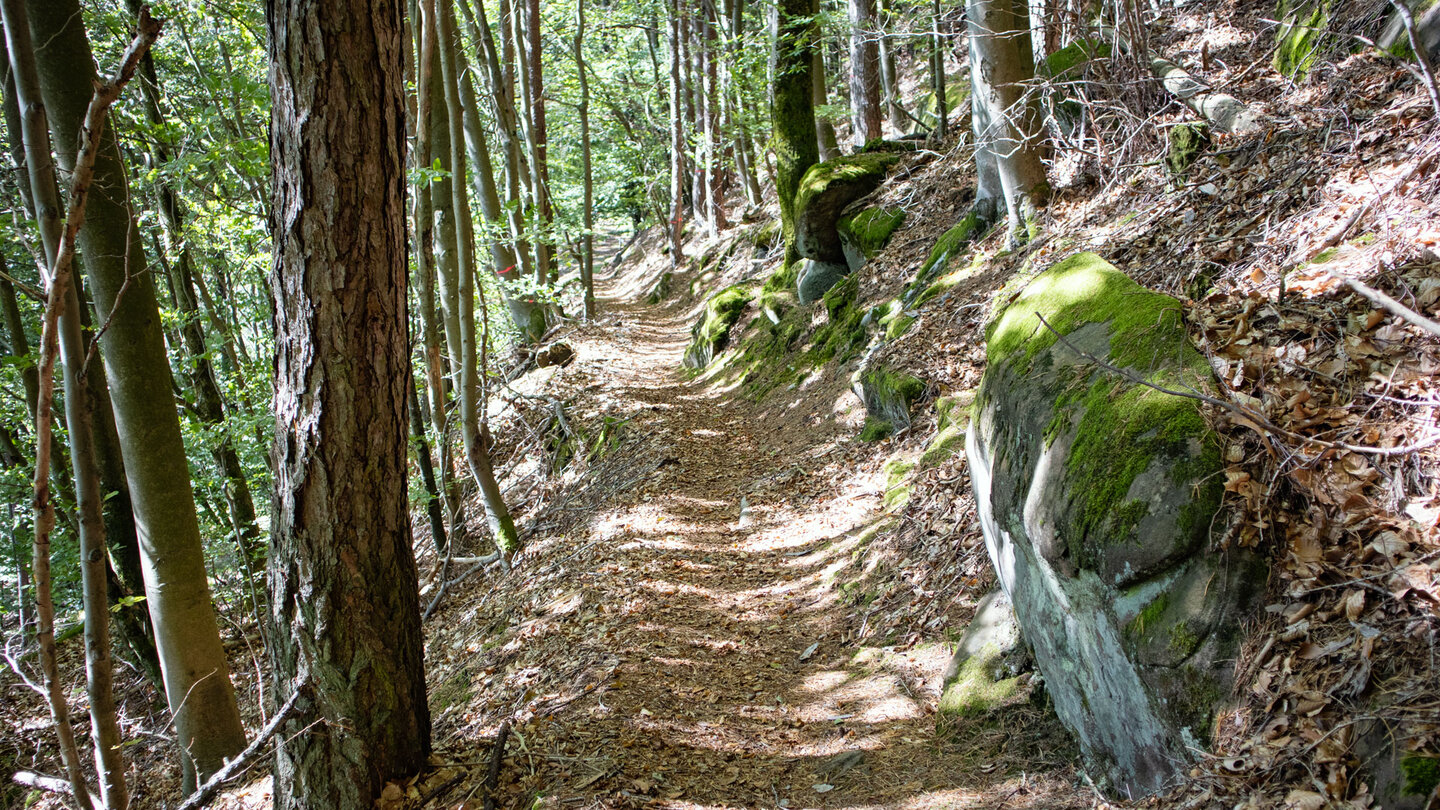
xmin=421 ymin=250 xmax=1085 ymax=810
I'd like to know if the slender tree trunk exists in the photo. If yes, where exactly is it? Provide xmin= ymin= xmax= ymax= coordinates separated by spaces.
xmin=460 ymin=0 xmax=537 ymax=289
xmin=126 ymin=0 xmax=263 ymax=586
xmin=268 ymin=0 xmax=432 ymax=806
xmin=668 ymin=0 xmax=686 ymax=267
xmin=574 ymin=0 xmax=596 ymax=318
xmin=877 ymin=0 xmax=905 ymax=131
xmin=409 ymin=380 xmax=448 ymax=551
xmin=24 ymin=0 xmax=247 ymax=789
xmin=849 ymin=0 xmax=882 ymax=146
xmin=2 ymin=42 xmax=161 ymax=690
xmin=526 ymin=0 xmax=554 ymax=284
xmin=932 ymin=0 xmax=949 ymax=140
xmin=966 ymin=0 xmax=1049 ymax=240
xmin=435 ymin=0 xmax=521 ymax=557
xmin=812 ymin=49 xmax=840 ymax=160
xmin=774 ymin=0 xmax=820 ymax=268
xmin=701 ymin=2 xmax=728 ymax=231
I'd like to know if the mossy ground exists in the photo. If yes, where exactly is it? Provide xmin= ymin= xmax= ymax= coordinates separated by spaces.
xmin=937 ymin=642 xmax=1024 ymax=723
xmin=902 ymin=212 xmax=986 ymax=306
xmin=1402 ymin=756 xmax=1440 ymax=798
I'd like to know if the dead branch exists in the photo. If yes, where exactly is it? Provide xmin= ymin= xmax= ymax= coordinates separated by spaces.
xmin=1331 ymin=275 xmax=1440 ymax=338
xmin=483 ymin=722 xmax=511 ymax=810
xmin=1389 ymin=0 xmax=1440 ymax=118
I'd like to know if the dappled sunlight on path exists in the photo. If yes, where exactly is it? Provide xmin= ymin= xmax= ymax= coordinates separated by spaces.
xmin=420 ymin=238 xmax=1088 ymax=810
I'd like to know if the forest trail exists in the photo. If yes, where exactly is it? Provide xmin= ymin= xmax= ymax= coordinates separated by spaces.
xmin=417 ymin=243 xmax=1085 ymax=810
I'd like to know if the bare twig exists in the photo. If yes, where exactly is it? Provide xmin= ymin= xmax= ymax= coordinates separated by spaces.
xmin=12 ymin=770 xmax=72 ymax=794
xmin=173 ymin=680 xmax=308 ymax=810
xmin=1034 ymin=313 xmax=1440 ymax=457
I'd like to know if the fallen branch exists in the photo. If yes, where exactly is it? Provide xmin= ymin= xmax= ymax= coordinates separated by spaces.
xmin=483 ymin=722 xmax=511 ymax=810
xmin=174 ymin=680 xmax=307 ymax=810
xmin=1034 ymin=314 xmax=1440 ymax=458
xmin=12 ymin=770 xmax=71 ymax=794
xmin=1331 ymin=275 xmax=1440 ymax=338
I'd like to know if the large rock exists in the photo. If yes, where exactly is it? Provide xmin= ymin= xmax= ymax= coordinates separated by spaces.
xmin=796 ymin=258 xmax=850 ymax=306
xmin=966 ymin=252 xmax=1260 ymax=797
xmin=793 ymin=152 xmax=902 ymax=265
xmin=682 ymin=285 xmax=751 ymax=369
xmin=837 ymin=205 xmax=905 ymax=272
xmin=938 ymin=590 xmax=1032 ymax=728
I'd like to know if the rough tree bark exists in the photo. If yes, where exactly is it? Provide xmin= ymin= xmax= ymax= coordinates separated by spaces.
xmin=25 ymin=0 xmax=247 ymax=789
xmin=268 ymin=0 xmax=432 ymax=806
xmin=574 ymin=0 xmax=596 ymax=318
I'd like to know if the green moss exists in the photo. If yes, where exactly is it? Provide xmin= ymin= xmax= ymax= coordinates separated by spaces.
xmin=1061 ymin=374 xmax=1219 ymax=566
xmin=1167 ymin=123 xmax=1210 ymax=177
xmin=683 ymin=284 xmax=753 ymax=368
xmin=792 ymin=153 xmax=903 ymax=224
xmin=1044 ymin=38 xmax=1112 ymax=77
xmin=1168 ymin=622 xmax=1201 ymax=658
xmin=747 ymin=220 xmax=782 ymax=248
xmin=860 ymin=417 xmax=895 ymax=442
xmin=883 ymin=458 xmax=915 ymax=509
xmin=937 ymin=642 xmax=1023 ymax=723
xmin=645 ymin=271 xmax=673 ymax=304
xmin=1274 ymin=0 xmax=1330 ymax=80
xmin=1127 ymin=593 xmax=1170 ymax=640
xmin=1402 ymin=756 xmax=1440 ymax=797
xmin=903 ymin=213 xmax=985 ymax=306
xmin=838 ymin=206 xmax=906 ymax=259
xmin=985 ymin=252 xmax=1191 ymax=373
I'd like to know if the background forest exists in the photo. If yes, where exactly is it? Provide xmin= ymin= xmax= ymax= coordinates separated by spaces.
xmin=1 ymin=0 xmax=1438 ymax=808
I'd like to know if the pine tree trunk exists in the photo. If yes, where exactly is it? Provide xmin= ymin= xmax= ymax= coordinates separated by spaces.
xmin=24 ymin=0 xmax=247 ymax=788
xmin=774 ymin=0 xmax=820 ymax=268
xmin=849 ymin=0 xmax=882 ymax=147
xmin=268 ymin=0 xmax=432 ymax=806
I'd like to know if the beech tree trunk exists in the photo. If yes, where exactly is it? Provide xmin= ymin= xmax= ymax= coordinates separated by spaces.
xmin=966 ymin=0 xmax=1049 ymax=240
xmin=849 ymin=0 xmax=882 ymax=146
xmin=268 ymin=0 xmax=432 ymax=806
xmin=773 ymin=0 xmax=820 ymax=268
xmin=812 ymin=49 xmax=840 ymax=161
xmin=25 ymin=0 xmax=247 ymax=789
xmin=126 ymin=0 xmax=263 ymax=586
xmin=435 ymin=0 xmax=521 ymax=557
xmin=2 ymin=4 xmax=130 ymax=803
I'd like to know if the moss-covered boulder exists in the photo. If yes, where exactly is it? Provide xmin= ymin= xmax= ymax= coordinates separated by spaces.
xmin=793 ymin=152 xmax=902 ymax=266
xmin=1044 ymin=38 xmax=1111 ymax=78
xmin=1274 ymin=0 xmax=1331 ymax=80
xmin=968 ymin=252 xmax=1260 ymax=797
xmin=683 ymin=285 xmax=752 ymax=369
xmin=837 ymin=205 xmax=905 ymax=272
xmin=1166 ymin=122 xmax=1210 ymax=178
xmin=796 ymin=258 xmax=850 ymax=306
xmin=853 ymin=364 xmax=925 ymax=440
xmin=938 ymin=590 xmax=1031 ymax=730
xmin=902 ymin=212 xmax=985 ymax=306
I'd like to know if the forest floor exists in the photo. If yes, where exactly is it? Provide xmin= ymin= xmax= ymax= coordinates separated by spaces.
xmin=400 ymin=244 xmax=1091 ymax=810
